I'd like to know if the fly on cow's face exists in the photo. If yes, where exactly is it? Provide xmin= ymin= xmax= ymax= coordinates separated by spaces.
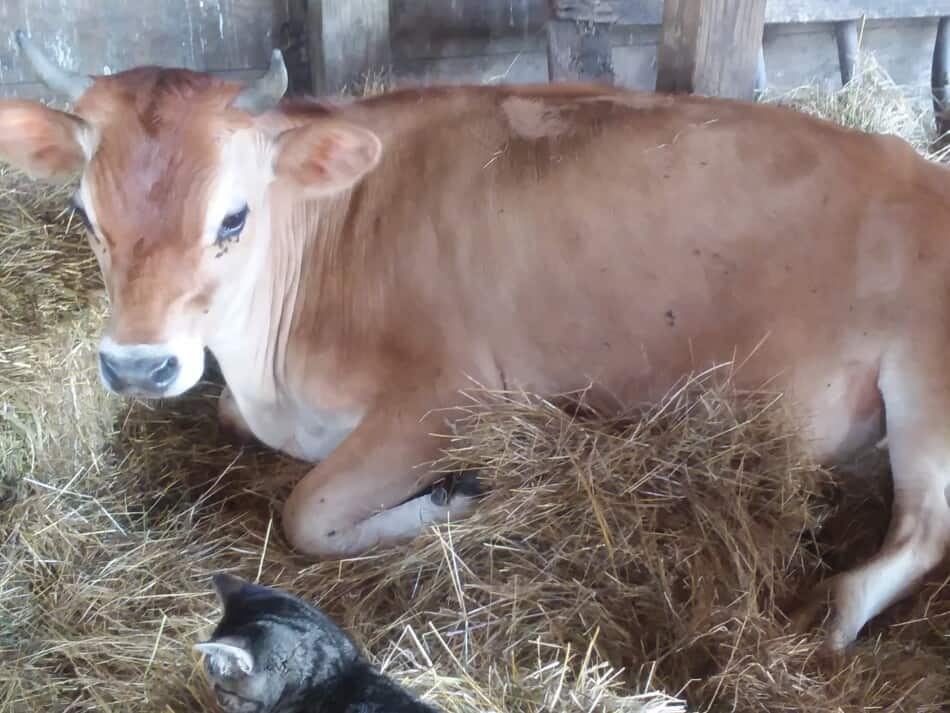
xmin=215 ymin=205 xmax=249 ymax=256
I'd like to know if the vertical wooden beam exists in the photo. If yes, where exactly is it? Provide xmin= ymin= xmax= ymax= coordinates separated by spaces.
xmin=276 ymin=0 xmax=310 ymax=94
xmin=308 ymin=0 xmax=390 ymax=96
xmin=834 ymin=20 xmax=860 ymax=85
xmin=754 ymin=43 xmax=767 ymax=97
xmin=655 ymin=0 xmax=767 ymax=101
xmin=546 ymin=1 xmax=615 ymax=85
xmin=933 ymin=17 xmax=950 ymax=139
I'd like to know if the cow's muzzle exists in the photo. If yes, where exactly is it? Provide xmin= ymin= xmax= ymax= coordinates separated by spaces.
xmin=98 ymin=349 xmax=181 ymax=396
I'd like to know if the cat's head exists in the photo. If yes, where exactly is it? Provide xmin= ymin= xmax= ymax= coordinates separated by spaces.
xmin=195 ymin=574 xmax=359 ymax=713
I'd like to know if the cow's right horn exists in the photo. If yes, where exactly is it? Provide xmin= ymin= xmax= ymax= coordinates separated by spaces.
xmin=15 ymin=30 xmax=93 ymax=103
xmin=232 ymin=49 xmax=288 ymax=116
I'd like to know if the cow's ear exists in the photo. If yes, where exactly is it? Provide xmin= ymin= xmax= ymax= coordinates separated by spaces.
xmin=0 ymin=99 xmax=89 ymax=181
xmin=272 ymin=120 xmax=382 ymax=197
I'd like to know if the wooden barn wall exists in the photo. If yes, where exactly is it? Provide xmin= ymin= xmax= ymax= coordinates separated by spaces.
xmin=389 ymin=1 xmax=940 ymax=98
xmin=0 ymin=0 xmax=941 ymax=102
xmin=0 ymin=0 xmax=299 ymax=100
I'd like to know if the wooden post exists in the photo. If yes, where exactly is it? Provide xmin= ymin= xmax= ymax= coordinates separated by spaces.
xmin=277 ymin=0 xmax=310 ymax=94
xmin=834 ymin=20 xmax=860 ymax=85
xmin=754 ymin=43 xmax=767 ymax=97
xmin=933 ymin=17 xmax=950 ymax=139
xmin=546 ymin=2 xmax=615 ymax=83
xmin=655 ymin=0 xmax=767 ymax=101
xmin=308 ymin=0 xmax=391 ymax=96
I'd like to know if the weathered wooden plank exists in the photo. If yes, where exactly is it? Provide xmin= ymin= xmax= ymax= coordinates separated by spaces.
xmin=391 ymin=17 xmax=938 ymax=97
xmin=396 ymin=51 xmax=550 ymax=87
xmin=394 ymin=26 xmax=656 ymax=89
xmin=391 ymin=0 xmax=543 ymax=61
xmin=766 ymin=0 xmax=950 ymax=24
xmin=274 ymin=0 xmax=311 ymax=94
xmin=309 ymin=0 xmax=392 ymax=95
xmin=551 ymin=0 xmax=950 ymax=25
xmin=2 ymin=1 xmax=943 ymax=104
xmin=611 ymin=35 xmax=661 ymax=88
xmin=860 ymin=17 xmax=939 ymax=96
xmin=552 ymin=0 xmax=658 ymax=24
xmin=0 ymin=68 xmax=276 ymax=100
xmin=654 ymin=0 xmax=700 ymax=95
xmin=759 ymin=18 xmax=938 ymax=97
xmin=389 ymin=1 xmax=950 ymax=65
xmin=309 ymin=0 xmax=391 ymax=95
xmin=0 ymin=0 xmax=278 ymax=85
xmin=656 ymin=0 xmax=767 ymax=101
xmin=546 ymin=17 xmax=614 ymax=82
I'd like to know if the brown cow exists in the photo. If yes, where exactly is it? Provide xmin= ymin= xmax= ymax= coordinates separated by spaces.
xmin=1 ymin=32 xmax=948 ymax=651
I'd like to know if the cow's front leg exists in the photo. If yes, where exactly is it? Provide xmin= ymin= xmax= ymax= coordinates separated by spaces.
xmin=804 ymin=346 xmax=950 ymax=650
xmin=281 ymin=399 xmax=479 ymax=558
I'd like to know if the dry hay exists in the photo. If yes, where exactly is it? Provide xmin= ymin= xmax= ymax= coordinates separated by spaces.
xmin=761 ymin=52 xmax=950 ymax=161
xmin=2 ymin=54 xmax=950 ymax=713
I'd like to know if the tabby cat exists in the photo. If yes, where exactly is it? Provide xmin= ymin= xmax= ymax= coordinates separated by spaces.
xmin=195 ymin=574 xmax=442 ymax=713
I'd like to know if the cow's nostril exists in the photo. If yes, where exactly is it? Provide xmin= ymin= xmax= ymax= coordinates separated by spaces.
xmin=150 ymin=356 xmax=180 ymax=388
xmin=99 ymin=352 xmax=122 ymax=388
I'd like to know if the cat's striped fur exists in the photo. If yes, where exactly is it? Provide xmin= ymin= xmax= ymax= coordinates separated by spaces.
xmin=195 ymin=574 xmax=441 ymax=713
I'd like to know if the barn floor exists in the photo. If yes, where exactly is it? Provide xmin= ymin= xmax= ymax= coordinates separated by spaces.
xmin=1 ymin=57 xmax=948 ymax=713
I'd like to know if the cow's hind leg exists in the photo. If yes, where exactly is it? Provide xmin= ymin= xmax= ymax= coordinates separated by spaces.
xmin=802 ymin=346 xmax=950 ymax=650
xmin=281 ymin=397 xmax=481 ymax=558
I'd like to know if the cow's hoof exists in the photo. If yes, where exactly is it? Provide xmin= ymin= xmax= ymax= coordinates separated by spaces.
xmin=430 ymin=484 xmax=449 ymax=506
xmin=454 ymin=469 xmax=484 ymax=498
xmin=789 ymin=576 xmax=861 ymax=654
xmin=429 ymin=469 xmax=484 ymax=506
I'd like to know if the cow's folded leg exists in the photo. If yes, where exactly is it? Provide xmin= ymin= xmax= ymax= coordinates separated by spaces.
xmin=280 ymin=400 xmax=477 ymax=558
xmin=798 ymin=350 xmax=950 ymax=650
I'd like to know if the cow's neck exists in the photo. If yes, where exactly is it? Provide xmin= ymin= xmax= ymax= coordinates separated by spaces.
xmin=208 ymin=200 xmax=312 ymax=408
xmin=208 ymin=190 xmax=381 ymax=397
xmin=203 ymin=192 xmax=377 ymax=460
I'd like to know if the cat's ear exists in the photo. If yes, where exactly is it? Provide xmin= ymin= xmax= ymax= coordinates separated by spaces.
xmin=194 ymin=637 xmax=255 ymax=676
xmin=211 ymin=573 xmax=248 ymax=607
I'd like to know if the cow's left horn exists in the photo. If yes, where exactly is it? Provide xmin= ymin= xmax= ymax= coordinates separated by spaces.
xmin=232 ymin=49 xmax=288 ymax=116
xmin=15 ymin=30 xmax=93 ymax=103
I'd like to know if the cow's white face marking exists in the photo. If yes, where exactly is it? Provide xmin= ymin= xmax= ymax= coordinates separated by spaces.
xmin=83 ymin=127 xmax=278 ymax=399
xmin=202 ymin=130 xmax=273 ymax=249
xmin=98 ymin=333 xmax=205 ymax=398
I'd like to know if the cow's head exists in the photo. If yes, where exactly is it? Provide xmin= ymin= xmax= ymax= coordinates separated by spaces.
xmin=0 ymin=32 xmax=382 ymax=398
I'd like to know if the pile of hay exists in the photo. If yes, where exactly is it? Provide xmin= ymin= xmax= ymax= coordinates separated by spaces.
xmin=762 ymin=53 xmax=950 ymax=161
xmin=2 ymin=55 xmax=950 ymax=713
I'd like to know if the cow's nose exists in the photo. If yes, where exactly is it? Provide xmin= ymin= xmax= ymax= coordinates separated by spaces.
xmin=98 ymin=351 xmax=180 ymax=394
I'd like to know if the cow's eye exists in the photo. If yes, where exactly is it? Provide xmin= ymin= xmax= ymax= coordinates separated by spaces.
xmin=217 ymin=205 xmax=249 ymax=244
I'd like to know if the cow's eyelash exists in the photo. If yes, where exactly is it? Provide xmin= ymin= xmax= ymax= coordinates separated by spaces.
xmin=213 ymin=205 xmax=249 ymax=256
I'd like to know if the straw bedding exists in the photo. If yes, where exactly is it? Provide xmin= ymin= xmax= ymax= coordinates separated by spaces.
xmin=2 ymin=57 xmax=949 ymax=713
